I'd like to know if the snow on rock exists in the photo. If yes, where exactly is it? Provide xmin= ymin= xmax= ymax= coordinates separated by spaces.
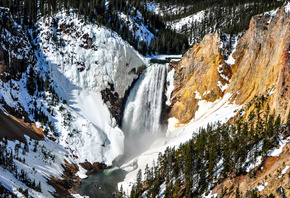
xmin=118 ymin=11 xmax=154 ymax=45
xmin=0 ymin=136 xmax=70 ymax=198
xmin=264 ymin=8 xmax=279 ymax=24
xmin=243 ymin=141 xmax=263 ymax=173
xmin=224 ymin=36 xmax=238 ymax=66
xmin=217 ymin=81 xmax=228 ymax=92
xmin=195 ymin=91 xmax=202 ymax=99
xmin=34 ymin=10 xmax=150 ymax=166
xmin=167 ymin=10 xmax=205 ymax=33
xmin=281 ymin=166 xmax=290 ymax=175
xmin=268 ymin=136 xmax=290 ymax=157
xmin=146 ymin=2 xmax=192 ymax=17
xmin=255 ymin=182 xmax=268 ymax=192
xmin=38 ymin=11 xmax=146 ymax=98
xmin=285 ymin=1 xmax=290 ymax=13
xmin=165 ymin=66 xmax=175 ymax=106
xmin=202 ymin=191 xmax=218 ymax=198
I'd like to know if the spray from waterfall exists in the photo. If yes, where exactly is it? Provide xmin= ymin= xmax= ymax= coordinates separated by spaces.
xmin=121 ymin=64 xmax=167 ymax=161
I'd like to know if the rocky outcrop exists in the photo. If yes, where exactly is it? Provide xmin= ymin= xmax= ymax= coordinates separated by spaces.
xmin=169 ymin=2 xmax=290 ymax=124
xmin=0 ymin=8 xmax=33 ymax=82
xmin=227 ymin=2 xmax=290 ymax=121
xmin=79 ymin=161 xmax=108 ymax=175
xmin=101 ymin=65 xmax=146 ymax=124
xmin=169 ymin=32 xmax=231 ymax=123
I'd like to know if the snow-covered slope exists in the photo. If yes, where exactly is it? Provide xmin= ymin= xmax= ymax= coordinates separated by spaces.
xmin=37 ymin=11 xmax=146 ymax=97
xmin=118 ymin=11 xmax=154 ymax=45
xmin=33 ymin=11 xmax=148 ymax=165
xmin=0 ymin=9 xmax=147 ymax=197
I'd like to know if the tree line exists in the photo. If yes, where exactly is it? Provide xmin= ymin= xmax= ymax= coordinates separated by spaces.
xmin=0 ymin=0 xmax=189 ymax=55
xmin=163 ymin=0 xmax=283 ymax=44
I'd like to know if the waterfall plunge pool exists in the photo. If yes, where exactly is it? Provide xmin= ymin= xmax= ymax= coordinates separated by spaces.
xmin=76 ymin=167 xmax=127 ymax=198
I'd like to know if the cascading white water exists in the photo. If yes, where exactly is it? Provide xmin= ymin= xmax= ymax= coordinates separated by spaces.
xmin=122 ymin=64 xmax=167 ymax=135
xmin=121 ymin=64 xmax=167 ymax=159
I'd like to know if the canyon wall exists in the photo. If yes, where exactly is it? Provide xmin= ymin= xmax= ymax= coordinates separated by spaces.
xmin=169 ymin=2 xmax=290 ymax=123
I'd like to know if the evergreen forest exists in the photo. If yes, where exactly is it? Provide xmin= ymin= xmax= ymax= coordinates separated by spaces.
xmin=0 ymin=0 xmax=284 ymax=55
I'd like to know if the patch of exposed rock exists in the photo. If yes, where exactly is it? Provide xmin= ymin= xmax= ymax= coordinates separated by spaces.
xmin=228 ymin=2 xmax=290 ymax=123
xmin=169 ymin=2 xmax=290 ymax=124
xmin=169 ymin=31 xmax=231 ymax=123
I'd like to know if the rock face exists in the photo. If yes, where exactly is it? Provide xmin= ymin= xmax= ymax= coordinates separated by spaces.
xmin=228 ymin=3 xmax=290 ymax=121
xmin=0 ymin=8 xmax=33 ymax=82
xmin=169 ymin=2 xmax=290 ymax=123
xmin=169 ymin=32 xmax=231 ymax=123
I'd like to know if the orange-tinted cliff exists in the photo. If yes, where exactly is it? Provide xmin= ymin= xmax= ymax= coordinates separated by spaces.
xmin=169 ymin=2 xmax=290 ymax=124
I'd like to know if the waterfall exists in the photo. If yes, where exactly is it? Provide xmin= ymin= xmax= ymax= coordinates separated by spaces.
xmin=121 ymin=64 xmax=167 ymax=159
xmin=122 ymin=64 xmax=167 ymax=135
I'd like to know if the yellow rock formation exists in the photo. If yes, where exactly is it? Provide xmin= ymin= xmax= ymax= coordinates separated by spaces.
xmin=169 ymin=2 xmax=290 ymax=124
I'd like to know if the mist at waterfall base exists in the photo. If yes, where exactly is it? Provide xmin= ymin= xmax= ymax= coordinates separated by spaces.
xmin=77 ymin=64 xmax=167 ymax=197
xmin=120 ymin=64 xmax=167 ymax=163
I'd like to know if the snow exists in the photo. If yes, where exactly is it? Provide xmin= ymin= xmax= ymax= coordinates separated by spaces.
xmin=118 ymin=12 xmax=154 ymax=45
xmin=0 ymin=9 xmax=146 ymax=197
xmin=264 ymin=8 xmax=279 ymax=24
xmin=203 ymin=91 xmax=211 ymax=96
xmin=213 ymin=157 xmax=224 ymax=178
xmin=217 ymin=81 xmax=228 ymax=92
xmin=281 ymin=166 xmax=290 ymax=175
xmin=167 ymin=10 xmax=205 ymax=32
xmin=158 ymin=182 xmax=167 ymax=197
xmin=195 ymin=91 xmax=202 ymax=99
xmin=76 ymin=165 xmax=88 ymax=179
xmin=244 ymin=141 xmax=263 ymax=173
xmin=38 ymin=11 xmax=146 ymax=97
xmin=217 ymin=65 xmax=230 ymax=81
xmin=119 ymin=93 xmax=242 ymax=193
xmin=0 ymin=136 xmax=70 ymax=198
xmin=278 ymin=166 xmax=290 ymax=179
xmin=202 ymin=191 xmax=218 ymax=198
xmin=285 ymin=1 xmax=290 ymax=13
xmin=166 ymin=117 xmax=182 ymax=136
xmin=255 ymin=182 xmax=268 ymax=192
xmin=146 ymin=2 xmax=192 ymax=17
xmin=72 ymin=194 xmax=89 ymax=198
xmin=225 ymin=36 xmax=238 ymax=66
xmin=146 ymin=2 xmax=160 ymax=15
xmin=166 ymin=66 xmax=175 ymax=105
xmin=268 ymin=136 xmax=289 ymax=157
